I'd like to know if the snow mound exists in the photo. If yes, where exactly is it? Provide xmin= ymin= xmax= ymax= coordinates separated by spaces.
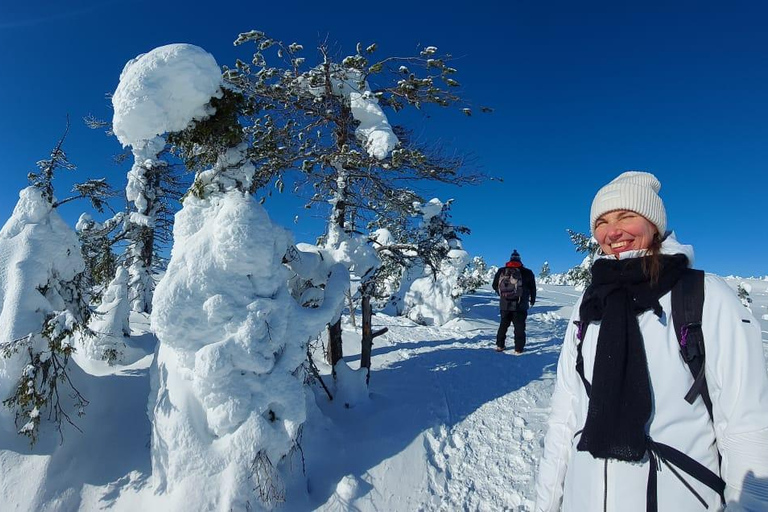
xmin=112 ymin=44 xmax=223 ymax=147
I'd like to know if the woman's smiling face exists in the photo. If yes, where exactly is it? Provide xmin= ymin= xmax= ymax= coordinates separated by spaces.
xmin=593 ymin=209 xmax=658 ymax=257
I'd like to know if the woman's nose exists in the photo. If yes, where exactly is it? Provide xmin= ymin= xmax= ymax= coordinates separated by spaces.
xmin=606 ymin=225 xmax=622 ymax=239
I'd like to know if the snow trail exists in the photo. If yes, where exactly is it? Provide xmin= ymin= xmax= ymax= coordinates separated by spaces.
xmin=418 ymin=305 xmax=567 ymax=511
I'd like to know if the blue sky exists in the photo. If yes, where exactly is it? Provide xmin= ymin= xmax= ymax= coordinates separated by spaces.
xmin=1 ymin=0 xmax=766 ymax=277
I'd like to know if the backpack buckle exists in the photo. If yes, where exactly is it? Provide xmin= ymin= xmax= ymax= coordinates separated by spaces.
xmin=680 ymin=322 xmax=702 ymax=361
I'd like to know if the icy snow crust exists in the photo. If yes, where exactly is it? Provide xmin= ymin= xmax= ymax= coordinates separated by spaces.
xmin=149 ymin=190 xmax=347 ymax=510
xmin=112 ymin=44 xmax=223 ymax=147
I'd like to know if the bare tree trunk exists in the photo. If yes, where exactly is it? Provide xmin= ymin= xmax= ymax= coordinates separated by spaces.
xmin=327 ymin=320 xmax=343 ymax=368
xmin=360 ymin=294 xmax=387 ymax=384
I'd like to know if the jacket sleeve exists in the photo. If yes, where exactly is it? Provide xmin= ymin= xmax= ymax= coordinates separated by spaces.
xmin=703 ymin=276 xmax=768 ymax=511
xmin=527 ymin=269 xmax=537 ymax=304
xmin=535 ymin=303 xmax=582 ymax=512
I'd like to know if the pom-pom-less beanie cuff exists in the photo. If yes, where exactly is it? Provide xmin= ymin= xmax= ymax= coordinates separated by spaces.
xmin=590 ymin=171 xmax=667 ymax=237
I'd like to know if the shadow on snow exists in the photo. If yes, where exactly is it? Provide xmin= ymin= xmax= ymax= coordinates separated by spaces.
xmin=297 ymin=313 xmax=565 ymax=508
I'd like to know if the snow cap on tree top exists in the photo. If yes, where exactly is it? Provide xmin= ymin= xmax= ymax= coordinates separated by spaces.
xmin=112 ymin=44 xmax=223 ymax=147
xmin=590 ymin=171 xmax=667 ymax=237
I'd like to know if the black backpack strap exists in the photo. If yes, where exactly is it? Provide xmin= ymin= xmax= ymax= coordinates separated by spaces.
xmin=573 ymin=321 xmax=592 ymax=396
xmin=671 ymin=269 xmax=714 ymax=421
xmin=646 ymin=437 xmax=726 ymax=511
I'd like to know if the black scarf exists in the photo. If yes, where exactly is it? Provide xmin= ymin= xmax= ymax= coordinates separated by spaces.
xmin=576 ymin=253 xmax=689 ymax=462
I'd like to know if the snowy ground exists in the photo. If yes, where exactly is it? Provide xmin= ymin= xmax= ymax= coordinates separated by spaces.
xmin=1 ymin=280 xmax=766 ymax=511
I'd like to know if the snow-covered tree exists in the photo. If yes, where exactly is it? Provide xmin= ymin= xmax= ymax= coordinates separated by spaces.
xmin=539 ymin=261 xmax=551 ymax=281
xmin=76 ymin=212 xmax=124 ymax=300
xmin=80 ymin=267 xmax=130 ymax=364
xmin=0 ymin=129 xmax=93 ymax=444
xmin=122 ymin=138 xmax=166 ymax=314
xmin=112 ymin=45 xmax=219 ymax=314
xmin=113 ymin=44 xmax=349 ymax=508
xmin=565 ymin=229 xmax=600 ymax=290
xmin=396 ymin=199 xmax=470 ymax=325
xmin=455 ymin=256 xmax=490 ymax=296
xmin=737 ymin=282 xmax=753 ymax=310
xmin=225 ymin=31 xmax=484 ymax=368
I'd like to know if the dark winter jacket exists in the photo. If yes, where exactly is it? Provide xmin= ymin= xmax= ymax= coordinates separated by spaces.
xmin=492 ymin=262 xmax=536 ymax=311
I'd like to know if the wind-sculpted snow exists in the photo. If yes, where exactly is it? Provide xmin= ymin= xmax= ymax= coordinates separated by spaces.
xmin=112 ymin=44 xmax=223 ymax=147
xmin=150 ymin=190 xmax=348 ymax=510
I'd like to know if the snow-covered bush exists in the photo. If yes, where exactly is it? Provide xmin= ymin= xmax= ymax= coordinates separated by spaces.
xmin=539 ymin=261 xmax=551 ymax=281
xmin=565 ymin=256 xmax=593 ymax=291
xmin=563 ymin=229 xmax=600 ymax=290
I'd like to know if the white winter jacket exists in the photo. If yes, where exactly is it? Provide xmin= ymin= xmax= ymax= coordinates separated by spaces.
xmin=535 ymin=235 xmax=768 ymax=512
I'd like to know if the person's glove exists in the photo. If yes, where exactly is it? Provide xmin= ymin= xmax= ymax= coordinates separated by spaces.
xmin=530 ymin=300 xmax=535 ymax=307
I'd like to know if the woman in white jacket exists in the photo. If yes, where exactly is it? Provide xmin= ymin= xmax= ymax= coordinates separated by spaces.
xmin=535 ymin=171 xmax=768 ymax=512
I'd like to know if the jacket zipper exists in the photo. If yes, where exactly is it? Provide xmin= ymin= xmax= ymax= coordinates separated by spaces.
xmin=604 ymin=459 xmax=608 ymax=512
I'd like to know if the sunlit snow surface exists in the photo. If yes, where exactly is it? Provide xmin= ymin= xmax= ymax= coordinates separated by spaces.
xmin=0 ymin=281 xmax=765 ymax=511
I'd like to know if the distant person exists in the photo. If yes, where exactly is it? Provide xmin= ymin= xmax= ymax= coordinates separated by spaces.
xmin=535 ymin=171 xmax=768 ymax=511
xmin=491 ymin=250 xmax=536 ymax=354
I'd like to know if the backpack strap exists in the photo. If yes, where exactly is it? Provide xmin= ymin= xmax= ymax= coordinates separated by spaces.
xmin=573 ymin=321 xmax=592 ymax=396
xmin=671 ymin=269 xmax=714 ymax=421
xmin=646 ymin=437 xmax=725 ymax=511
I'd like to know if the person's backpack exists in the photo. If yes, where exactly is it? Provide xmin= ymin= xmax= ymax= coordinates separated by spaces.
xmin=498 ymin=267 xmax=524 ymax=301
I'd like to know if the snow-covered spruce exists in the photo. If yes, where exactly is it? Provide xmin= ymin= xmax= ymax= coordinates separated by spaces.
xmin=113 ymin=44 xmax=223 ymax=314
xmin=455 ymin=256 xmax=490 ymax=295
xmin=399 ymin=199 xmax=469 ymax=326
xmin=0 ymin=187 xmax=89 ymax=443
xmin=150 ymin=146 xmax=348 ymax=509
xmin=79 ymin=267 xmax=131 ymax=364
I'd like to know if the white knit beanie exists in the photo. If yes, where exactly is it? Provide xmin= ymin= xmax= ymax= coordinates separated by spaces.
xmin=589 ymin=171 xmax=667 ymax=237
